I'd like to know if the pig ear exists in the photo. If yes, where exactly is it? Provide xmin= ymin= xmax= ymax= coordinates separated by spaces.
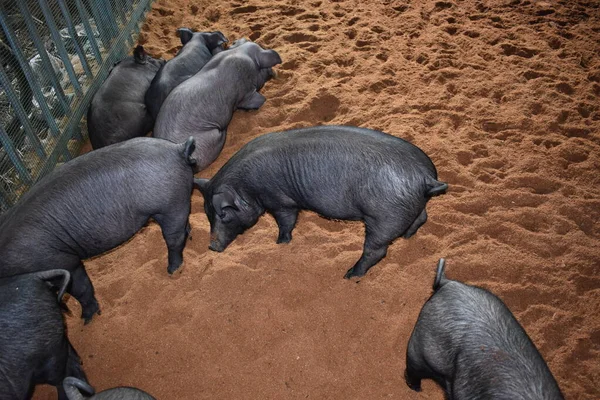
xmin=178 ymin=28 xmax=194 ymax=45
xmin=133 ymin=45 xmax=147 ymax=64
xmin=212 ymin=190 xmax=239 ymax=217
xmin=194 ymin=178 xmax=210 ymax=195
xmin=206 ymin=31 xmax=228 ymax=50
xmin=257 ymin=49 xmax=282 ymax=69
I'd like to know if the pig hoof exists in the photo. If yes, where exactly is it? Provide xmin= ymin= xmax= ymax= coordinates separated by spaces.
xmin=276 ymin=234 xmax=292 ymax=244
xmin=404 ymin=371 xmax=422 ymax=392
xmin=343 ymin=267 xmax=365 ymax=279
xmin=83 ymin=313 xmax=95 ymax=325
xmin=167 ymin=264 xmax=182 ymax=275
xmin=82 ymin=303 xmax=100 ymax=324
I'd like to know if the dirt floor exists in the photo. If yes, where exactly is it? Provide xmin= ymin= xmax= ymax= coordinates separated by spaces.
xmin=34 ymin=0 xmax=599 ymax=399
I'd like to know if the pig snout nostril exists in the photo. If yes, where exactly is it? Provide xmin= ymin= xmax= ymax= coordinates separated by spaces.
xmin=209 ymin=241 xmax=223 ymax=252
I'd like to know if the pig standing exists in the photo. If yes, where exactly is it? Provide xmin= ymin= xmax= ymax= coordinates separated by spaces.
xmin=194 ymin=125 xmax=447 ymax=278
xmin=145 ymin=28 xmax=227 ymax=120
xmin=153 ymin=40 xmax=281 ymax=172
xmin=0 ymin=270 xmax=88 ymax=400
xmin=63 ymin=378 xmax=155 ymax=400
xmin=87 ymin=45 xmax=165 ymax=149
xmin=0 ymin=137 xmax=197 ymax=323
xmin=405 ymin=259 xmax=564 ymax=399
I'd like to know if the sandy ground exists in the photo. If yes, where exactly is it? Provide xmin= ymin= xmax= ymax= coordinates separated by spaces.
xmin=34 ymin=0 xmax=599 ymax=399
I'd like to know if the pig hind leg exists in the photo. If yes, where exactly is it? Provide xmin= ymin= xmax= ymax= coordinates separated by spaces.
xmin=154 ymin=210 xmax=190 ymax=274
xmin=403 ymin=209 xmax=427 ymax=239
xmin=70 ymin=264 xmax=100 ymax=324
xmin=273 ymin=208 xmax=298 ymax=244
xmin=344 ymin=215 xmax=414 ymax=278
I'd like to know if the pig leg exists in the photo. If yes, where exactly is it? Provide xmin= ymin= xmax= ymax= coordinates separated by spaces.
xmin=403 ymin=209 xmax=427 ymax=239
xmin=70 ymin=264 xmax=100 ymax=324
xmin=344 ymin=215 xmax=414 ymax=278
xmin=154 ymin=213 xmax=190 ymax=274
xmin=344 ymin=234 xmax=388 ymax=278
xmin=238 ymin=91 xmax=266 ymax=110
xmin=404 ymin=367 xmax=423 ymax=392
xmin=273 ymin=208 xmax=298 ymax=244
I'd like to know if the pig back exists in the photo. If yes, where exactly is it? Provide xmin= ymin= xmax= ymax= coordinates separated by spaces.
xmin=0 ymin=138 xmax=193 ymax=265
xmin=416 ymin=281 xmax=564 ymax=399
xmin=0 ymin=274 xmax=66 ymax=386
xmin=220 ymin=126 xmax=439 ymax=216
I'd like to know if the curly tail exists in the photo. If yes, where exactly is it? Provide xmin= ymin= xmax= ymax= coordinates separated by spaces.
xmin=426 ymin=180 xmax=448 ymax=197
xmin=180 ymin=136 xmax=197 ymax=166
xmin=63 ymin=377 xmax=95 ymax=400
xmin=433 ymin=258 xmax=449 ymax=291
xmin=34 ymin=269 xmax=71 ymax=303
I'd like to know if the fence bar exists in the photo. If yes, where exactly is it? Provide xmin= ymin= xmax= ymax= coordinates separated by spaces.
xmin=0 ymin=67 xmax=46 ymax=158
xmin=88 ymin=0 xmax=117 ymax=47
xmin=0 ymin=13 xmax=63 ymax=139
xmin=0 ymin=128 xmax=32 ymax=185
xmin=37 ymin=0 xmax=153 ymax=182
xmin=36 ymin=0 xmax=83 ymax=95
xmin=17 ymin=1 xmax=71 ymax=116
xmin=56 ymin=0 xmax=93 ymax=79
xmin=112 ymin=0 xmax=129 ymax=26
xmin=73 ymin=0 xmax=103 ymax=65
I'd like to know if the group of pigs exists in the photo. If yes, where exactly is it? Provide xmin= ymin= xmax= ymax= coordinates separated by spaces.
xmin=0 ymin=27 xmax=565 ymax=400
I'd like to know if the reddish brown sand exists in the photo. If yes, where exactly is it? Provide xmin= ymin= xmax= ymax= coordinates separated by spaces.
xmin=34 ymin=0 xmax=600 ymax=399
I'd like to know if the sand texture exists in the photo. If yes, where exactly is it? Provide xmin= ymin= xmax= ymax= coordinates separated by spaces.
xmin=34 ymin=0 xmax=599 ymax=399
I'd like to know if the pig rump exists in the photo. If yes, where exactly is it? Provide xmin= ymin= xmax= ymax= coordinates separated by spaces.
xmin=405 ymin=259 xmax=564 ymax=399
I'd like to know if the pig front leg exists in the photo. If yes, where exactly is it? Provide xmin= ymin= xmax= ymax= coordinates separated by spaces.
xmin=238 ymin=91 xmax=266 ymax=110
xmin=273 ymin=208 xmax=298 ymax=244
xmin=70 ymin=264 xmax=100 ymax=324
xmin=154 ymin=213 xmax=190 ymax=274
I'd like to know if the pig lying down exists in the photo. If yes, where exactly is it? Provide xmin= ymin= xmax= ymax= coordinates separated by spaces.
xmin=63 ymin=377 xmax=155 ymax=400
xmin=153 ymin=39 xmax=282 ymax=172
xmin=145 ymin=28 xmax=228 ymax=120
xmin=87 ymin=46 xmax=165 ymax=149
xmin=405 ymin=259 xmax=564 ymax=399
xmin=0 ymin=270 xmax=87 ymax=400
xmin=195 ymin=125 xmax=447 ymax=278
xmin=0 ymin=137 xmax=197 ymax=323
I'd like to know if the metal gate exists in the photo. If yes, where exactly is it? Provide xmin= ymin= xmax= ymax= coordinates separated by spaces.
xmin=0 ymin=0 xmax=153 ymax=213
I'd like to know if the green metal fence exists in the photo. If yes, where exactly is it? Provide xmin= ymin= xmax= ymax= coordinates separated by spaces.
xmin=0 ymin=0 xmax=153 ymax=213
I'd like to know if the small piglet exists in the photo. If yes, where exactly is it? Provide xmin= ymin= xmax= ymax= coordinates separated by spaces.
xmin=87 ymin=45 xmax=165 ymax=149
xmin=63 ymin=378 xmax=155 ymax=400
xmin=153 ymin=39 xmax=281 ymax=172
xmin=405 ymin=259 xmax=564 ymax=399
xmin=145 ymin=28 xmax=228 ymax=120
xmin=194 ymin=125 xmax=447 ymax=278
xmin=0 ymin=270 xmax=88 ymax=400
xmin=0 ymin=137 xmax=197 ymax=323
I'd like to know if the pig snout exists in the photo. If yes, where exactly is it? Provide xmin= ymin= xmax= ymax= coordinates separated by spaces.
xmin=208 ymin=241 xmax=225 ymax=252
xmin=208 ymin=233 xmax=225 ymax=252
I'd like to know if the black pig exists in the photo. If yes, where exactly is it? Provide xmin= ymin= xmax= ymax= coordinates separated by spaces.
xmin=0 ymin=137 xmax=197 ymax=323
xmin=145 ymin=28 xmax=228 ymax=120
xmin=194 ymin=125 xmax=447 ymax=278
xmin=0 ymin=270 xmax=87 ymax=400
xmin=153 ymin=39 xmax=281 ymax=172
xmin=405 ymin=258 xmax=564 ymax=399
xmin=87 ymin=45 xmax=165 ymax=149
xmin=63 ymin=378 xmax=155 ymax=400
